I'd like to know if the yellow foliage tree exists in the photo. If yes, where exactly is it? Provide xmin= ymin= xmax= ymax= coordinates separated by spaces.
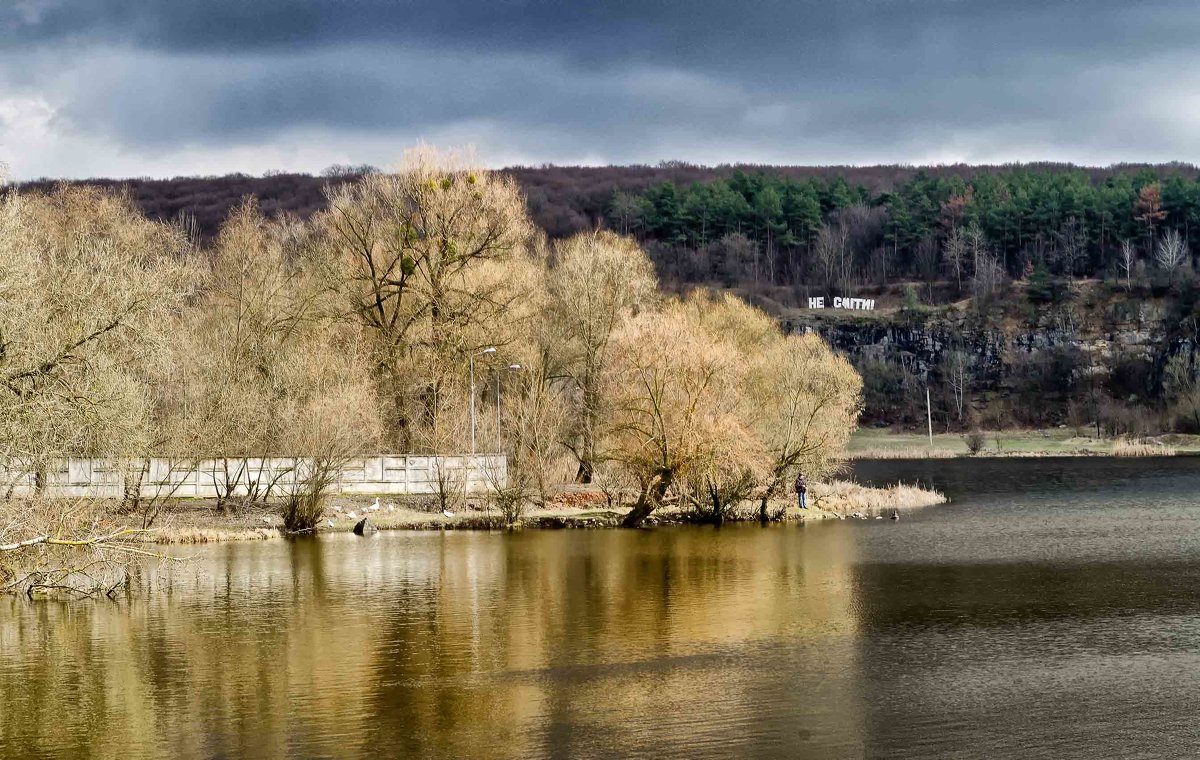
xmin=602 ymin=306 xmax=762 ymax=527
xmin=744 ymin=333 xmax=862 ymax=518
xmin=311 ymin=147 xmax=535 ymax=450
xmin=0 ymin=186 xmax=196 ymax=482
xmin=602 ymin=290 xmax=861 ymax=526
xmin=544 ymin=230 xmax=658 ymax=482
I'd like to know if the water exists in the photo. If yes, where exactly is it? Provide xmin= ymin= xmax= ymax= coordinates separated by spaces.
xmin=3 ymin=457 xmax=1200 ymax=759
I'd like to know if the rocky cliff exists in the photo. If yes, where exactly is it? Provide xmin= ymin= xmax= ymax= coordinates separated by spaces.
xmin=781 ymin=285 xmax=1200 ymax=428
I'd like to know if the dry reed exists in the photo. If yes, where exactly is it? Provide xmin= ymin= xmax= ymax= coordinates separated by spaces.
xmin=812 ymin=480 xmax=947 ymax=514
xmin=848 ymin=447 xmax=961 ymax=460
xmin=1111 ymin=440 xmax=1177 ymax=457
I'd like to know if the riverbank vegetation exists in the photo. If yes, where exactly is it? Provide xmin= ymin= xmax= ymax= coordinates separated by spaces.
xmin=0 ymin=480 xmax=945 ymax=558
xmin=1 ymin=148 xmax=873 ymax=594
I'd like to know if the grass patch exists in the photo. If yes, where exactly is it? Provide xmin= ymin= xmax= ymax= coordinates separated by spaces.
xmin=849 ymin=428 xmax=1200 ymax=459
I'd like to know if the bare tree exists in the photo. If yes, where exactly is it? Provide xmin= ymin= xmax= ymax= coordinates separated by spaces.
xmin=964 ymin=223 xmax=988 ymax=274
xmin=833 ymin=204 xmax=885 ymax=287
xmin=276 ymin=335 xmax=382 ymax=531
xmin=1155 ymin=228 xmax=1189 ymax=273
xmin=941 ymin=349 xmax=973 ymax=423
xmin=176 ymin=201 xmax=381 ymax=522
xmin=608 ymin=191 xmax=646 ymax=236
xmin=943 ymin=226 xmax=967 ymax=292
xmin=705 ymin=231 xmax=757 ymax=287
xmin=1053 ymin=216 xmax=1089 ymax=276
xmin=178 ymin=202 xmax=324 ymax=509
xmin=0 ymin=186 xmax=195 ymax=595
xmin=972 ymin=252 xmax=1005 ymax=299
xmin=1164 ymin=351 xmax=1200 ymax=431
xmin=1119 ymin=239 xmax=1137 ymax=291
xmin=914 ymin=235 xmax=940 ymax=283
xmin=501 ymin=351 xmax=570 ymax=509
xmin=813 ymin=224 xmax=846 ymax=290
xmin=0 ymin=498 xmax=170 ymax=597
xmin=0 ymin=186 xmax=195 ymax=486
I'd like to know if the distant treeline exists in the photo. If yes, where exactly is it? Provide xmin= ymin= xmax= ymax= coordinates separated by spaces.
xmin=17 ymin=170 xmax=361 ymax=243
xmin=20 ymin=161 xmax=1200 ymax=295
xmin=601 ymin=165 xmax=1200 ymax=293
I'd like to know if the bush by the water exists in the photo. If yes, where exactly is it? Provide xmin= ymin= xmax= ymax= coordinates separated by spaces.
xmin=964 ymin=429 xmax=987 ymax=454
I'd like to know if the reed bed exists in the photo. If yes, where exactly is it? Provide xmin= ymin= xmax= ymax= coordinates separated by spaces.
xmin=848 ymin=447 xmax=961 ymax=460
xmin=148 ymin=527 xmax=279 ymax=544
xmin=813 ymin=480 xmax=947 ymax=514
xmin=1110 ymin=440 xmax=1178 ymax=457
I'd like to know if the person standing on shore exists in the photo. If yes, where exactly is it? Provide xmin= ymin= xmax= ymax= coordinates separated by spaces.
xmin=794 ymin=471 xmax=807 ymax=509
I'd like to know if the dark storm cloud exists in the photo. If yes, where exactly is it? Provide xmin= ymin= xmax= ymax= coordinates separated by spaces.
xmin=11 ymin=1 xmax=1199 ymax=69
xmin=4 ymin=0 xmax=1200 ymax=176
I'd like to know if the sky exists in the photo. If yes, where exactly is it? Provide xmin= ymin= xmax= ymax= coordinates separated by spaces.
xmin=3 ymin=0 xmax=1199 ymax=179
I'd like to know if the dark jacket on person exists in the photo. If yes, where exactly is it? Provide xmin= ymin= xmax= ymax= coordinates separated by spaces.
xmin=794 ymin=473 xmax=807 ymax=494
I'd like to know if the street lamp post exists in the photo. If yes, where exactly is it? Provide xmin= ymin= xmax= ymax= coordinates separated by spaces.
xmin=496 ymin=363 xmax=522 ymax=455
xmin=469 ymin=347 xmax=496 ymax=465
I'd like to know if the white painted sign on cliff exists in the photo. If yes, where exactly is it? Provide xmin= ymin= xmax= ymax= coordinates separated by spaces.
xmin=807 ymin=296 xmax=875 ymax=310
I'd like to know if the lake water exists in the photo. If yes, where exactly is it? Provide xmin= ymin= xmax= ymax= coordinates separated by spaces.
xmin=4 ymin=457 xmax=1200 ymax=759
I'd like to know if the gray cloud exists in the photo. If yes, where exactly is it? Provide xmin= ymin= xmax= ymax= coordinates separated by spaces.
xmin=2 ymin=1 xmax=1199 ymax=178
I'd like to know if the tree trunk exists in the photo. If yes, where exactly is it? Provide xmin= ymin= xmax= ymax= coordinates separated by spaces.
xmin=622 ymin=471 xmax=671 ymax=528
xmin=574 ymin=460 xmax=593 ymax=484
xmin=621 ymin=498 xmax=656 ymax=528
xmin=709 ymin=480 xmax=724 ymax=527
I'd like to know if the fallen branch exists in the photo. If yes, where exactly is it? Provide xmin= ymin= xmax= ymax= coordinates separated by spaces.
xmin=0 ymin=527 xmax=149 ymax=552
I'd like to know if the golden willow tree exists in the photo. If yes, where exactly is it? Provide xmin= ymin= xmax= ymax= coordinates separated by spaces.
xmin=0 ymin=186 xmax=196 ymax=484
xmin=176 ymin=201 xmax=381 ymax=528
xmin=602 ymin=305 xmax=759 ymax=527
xmin=0 ymin=186 xmax=197 ymax=594
xmin=597 ymin=290 xmax=861 ymax=527
xmin=543 ymin=230 xmax=658 ymax=482
xmin=310 ymin=147 xmax=537 ymax=452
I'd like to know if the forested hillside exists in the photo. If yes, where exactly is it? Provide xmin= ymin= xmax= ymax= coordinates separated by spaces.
xmin=22 ymin=162 xmax=1200 ymax=309
xmin=604 ymin=165 xmax=1200 ymax=302
xmin=15 ymin=162 xmax=1200 ymax=434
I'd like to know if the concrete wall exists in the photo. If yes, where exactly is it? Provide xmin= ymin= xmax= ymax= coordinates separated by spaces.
xmin=0 ymin=455 xmax=506 ymax=499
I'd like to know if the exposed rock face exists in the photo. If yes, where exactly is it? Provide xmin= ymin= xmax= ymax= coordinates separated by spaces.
xmin=782 ymin=293 xmax=1199 ymax=425
xmin=786 ymin=304 xmax=1189 ymax=385
xmin=353 ymin=518 xmax=378 ymax=536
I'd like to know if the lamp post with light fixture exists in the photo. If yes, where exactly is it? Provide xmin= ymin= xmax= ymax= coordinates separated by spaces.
xmin=469 ymin=346 xmax=496 ymax=462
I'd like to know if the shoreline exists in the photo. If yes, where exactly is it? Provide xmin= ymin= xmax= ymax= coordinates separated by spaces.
xmin=850 ymin=449 xmax=1194 ymax=460
xmin=134 ymin=480 xmax=947 ymax=544
xmin=848 ymin=429 xmax=1198 ymax=460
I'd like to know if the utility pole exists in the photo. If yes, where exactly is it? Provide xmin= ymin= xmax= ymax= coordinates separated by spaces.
xmin=926 ymin=386 xmax=934 ymax=448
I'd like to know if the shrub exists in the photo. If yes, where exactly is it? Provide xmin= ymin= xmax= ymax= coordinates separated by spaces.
xmin=963 ymin=429 xmax=987 ymax=454
xmin=281 ymin=487 xmax=326 ymax=533
xmin=280 ymin=460 xmax=338 ymax=533
xmin=490 ymin=486 xmax=527 ymax=526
